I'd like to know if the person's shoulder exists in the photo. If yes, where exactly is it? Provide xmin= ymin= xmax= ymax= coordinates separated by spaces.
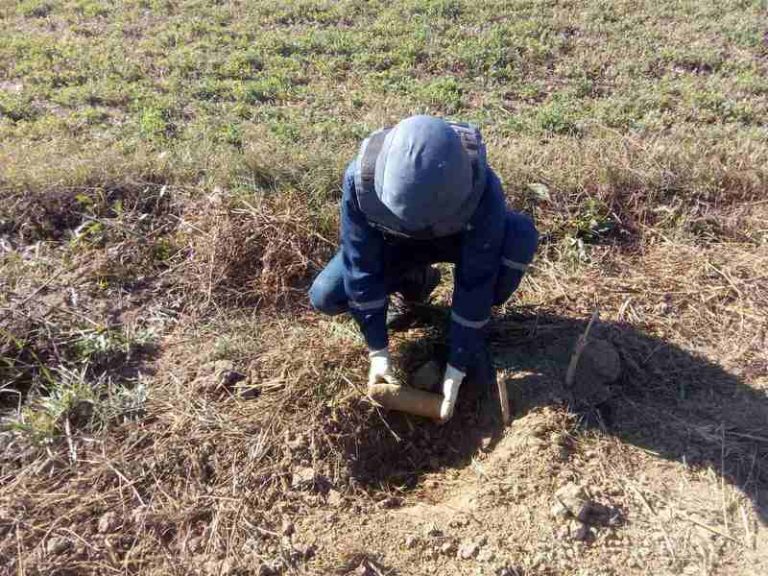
xmin=477 ymin=167 xmax=506 ymax=212
xmin=485 ymin=167 xmax=504 ymax=194
xmin=342 ymin=159 xmax=358 ymax=193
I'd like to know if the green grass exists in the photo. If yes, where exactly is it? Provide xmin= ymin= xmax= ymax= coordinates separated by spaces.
xmin=1 ymin=0 xmax=765 ymax=205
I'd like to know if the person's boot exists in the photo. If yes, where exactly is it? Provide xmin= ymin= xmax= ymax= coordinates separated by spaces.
xmin=386 ymin=266 xmax=441 ymax=330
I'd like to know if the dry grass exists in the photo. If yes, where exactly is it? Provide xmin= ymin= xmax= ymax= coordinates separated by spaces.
xmin=178 ymin=191 xmax=336 ymax=313
xmin=2 ymin=196 xmax=765 ymax=574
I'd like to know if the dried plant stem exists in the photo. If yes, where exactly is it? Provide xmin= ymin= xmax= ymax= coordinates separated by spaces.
xmin=565 ymin=307 xmax=600 ymax=389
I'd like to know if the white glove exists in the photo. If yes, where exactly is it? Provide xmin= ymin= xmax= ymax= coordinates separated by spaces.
xmin=439 ymin=364 xmax=466 ymax=422
xmin=368 ymin=348 xmax=396 ymax=386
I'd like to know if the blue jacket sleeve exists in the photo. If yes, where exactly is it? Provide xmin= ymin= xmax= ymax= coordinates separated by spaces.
xmin=449 ymin=169 xmax=507 ymax=371
xmin=340 ymin=162 xmax=389 ymax=351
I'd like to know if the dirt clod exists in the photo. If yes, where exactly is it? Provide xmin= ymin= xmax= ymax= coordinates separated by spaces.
xmin=582 ymin=339 xmax=621 ymax=381
xmin=552 ymin=482 xmax=589 ymax=519
xmin=457 ymin=540 xmax=479 ymax=559
xmin=46 ymin=536 xmax=71 ymax=555
xmin=327 ymin=489 xmax=343 ymax=507
xmin=570 ymin=519 xmax=593 ymax=542
xmin=477 ymin=548 xmax=496 ymax=562
xmin=380 ymin=496 xmax=403 ymax=509
xmin=571 ymin=338 xmax=622 ymax=404
xmin=291 ymin=466 xmax=315 ymax=489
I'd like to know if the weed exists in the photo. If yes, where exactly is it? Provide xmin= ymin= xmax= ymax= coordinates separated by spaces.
xmin=418 ymin=77 xmax=464 ymax=114
xmin=535 ymin=97 xmax=582 ymax=136
xmin=17 ymin=0 xmax=54 ymax=18
xmin=139 ymin=106 xmax=173 ymax=141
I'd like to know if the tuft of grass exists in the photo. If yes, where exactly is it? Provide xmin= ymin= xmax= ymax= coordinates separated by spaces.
xmin=17 ymin=0 xmax=55 ymax=18
xmin=6 ymin=366 xmax=148 ymax=446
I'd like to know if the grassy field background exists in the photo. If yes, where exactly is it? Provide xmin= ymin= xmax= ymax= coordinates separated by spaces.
xmin=1 ymin=1 xmax=767 ymax=575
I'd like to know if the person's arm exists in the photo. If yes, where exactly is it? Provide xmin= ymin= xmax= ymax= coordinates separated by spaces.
xmin=340 ymin=162 xmax=389 ymax=354
xmin=439 ymin=170 xmax=506 ymax=420
xmin=448 ymin=169 xmax=507 ymax=371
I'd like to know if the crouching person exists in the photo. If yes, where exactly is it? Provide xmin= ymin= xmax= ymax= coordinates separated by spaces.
xmin=309 ymin=115 xmax=538 ymax=422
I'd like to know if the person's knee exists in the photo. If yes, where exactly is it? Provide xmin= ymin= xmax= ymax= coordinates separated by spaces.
xmin=309 ymin=279 xmax=331 ymax=313
xmin=493 ymin=213 xmax=538 ymax=306
xmin=509 ymin=212 xmax=539 ymax=263
xmin=309 ymin=278 xmax=344 ymax=316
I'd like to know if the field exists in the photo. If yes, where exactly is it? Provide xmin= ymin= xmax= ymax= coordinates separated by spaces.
xmin=1 ymin=0 xmax=767 ymax=574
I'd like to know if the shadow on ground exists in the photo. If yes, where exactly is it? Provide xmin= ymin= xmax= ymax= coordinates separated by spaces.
xmin=343 ymin=309 xmax=768 ymax=523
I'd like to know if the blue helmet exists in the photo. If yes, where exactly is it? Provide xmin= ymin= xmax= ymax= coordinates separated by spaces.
xmin=354 ymin=115 xmax=487 ymax=238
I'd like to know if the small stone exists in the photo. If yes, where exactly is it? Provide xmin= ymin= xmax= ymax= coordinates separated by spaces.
xmin=412 ymin=361 xmax=442 ymax=391
xmin=236 ymin=383 xmax=260 ymax=399
xmin=97 ymin=511 xmax=119 ymax=534
xmin=553 ymin=483 xmax=588 ymax=519
xmin=291 ymin=466 xmax=315 ymax=489
xmin=572 ymin=522 xmax=593 ymax=542
xmin=448 ymin=515 xmax=470 ymax=528
xmin=187 ymin=536 xmax=204 ymax=553
xmin=481 ymin=436 xmax=493 ymax=451
xmin=439 ymin=541 xmax=456 ymax=555
xmin=405 ymin=535 xmax=419 ymax=549
xmin=46 ymin=536 xmax=71 ymax=555
xmin=551 ymin=500 xmax=570 ymax=520
xmin=457 ymin=540 xmax=479 ymax=560
xmin=327 ymin=489 xmax=343 ymax=507
xmin=380 ymin=496 xmax=402 ymax=509
xmin=477 ymin=548 xmax=496 ymax=562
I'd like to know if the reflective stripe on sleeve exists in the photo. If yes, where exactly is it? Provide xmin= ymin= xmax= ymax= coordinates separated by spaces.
xmin=501 ymin=258 xmax=529 ymax=272
xmin=349 ymin=298 xmax=387 ymax=311
xmin=451 ymin=310 xmax=490 ymax=329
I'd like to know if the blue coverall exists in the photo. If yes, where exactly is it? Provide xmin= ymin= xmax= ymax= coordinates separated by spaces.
xmin=310 ymin=161 xmax=538 ymax=372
